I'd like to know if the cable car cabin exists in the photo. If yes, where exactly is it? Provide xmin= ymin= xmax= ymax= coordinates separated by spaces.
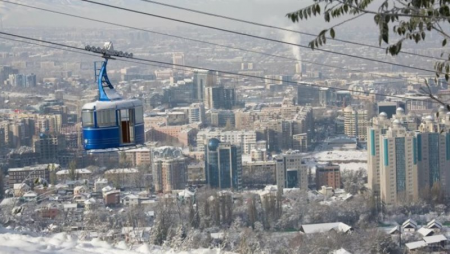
xmin=82 ymin=54 xmax=144 ymax=150
xmin=82 ymin=100 xmax=144 ymax=150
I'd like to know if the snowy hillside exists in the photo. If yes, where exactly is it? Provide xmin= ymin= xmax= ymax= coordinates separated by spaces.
xmin=0 ymin=229 xmax=231 ymax=254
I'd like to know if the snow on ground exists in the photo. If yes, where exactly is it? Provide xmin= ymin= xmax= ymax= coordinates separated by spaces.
xmin=304 ymin=150 xmax=368 ymax=172
xmin=0 ymin=229 xmax=231 ymax=254
xmin=310 ymin=150 xmax=367 ymax=162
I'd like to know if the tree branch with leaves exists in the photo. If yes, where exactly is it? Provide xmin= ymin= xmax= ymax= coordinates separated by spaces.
xmin=287 ymin=0 xmax=450 ymax=79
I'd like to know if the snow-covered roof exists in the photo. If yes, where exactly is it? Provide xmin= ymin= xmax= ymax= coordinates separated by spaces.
xmin=402 ymin=219 xmax=418 ymax=229
xmin=104 ymin=190 xmax=120 ymax=196
xmin=423 ymin=234 xmax=447 ymax=244
xmin=0 ymin=198 xmax=19 ymax=206
xmin=426 ymin=219 xmax=443 ymax=229
xmin=74 ymin=186 xmax=87 ymax=191
xmin=125 ymin=147 xmax=150 ymax=152
xmin=56 ymin=169 xmax=92 ymax=175
xmin=13 ymin=183 xmax=29 ymax=190
xmin=82 ymin=99 xmax=142 ymax=111
xmin=332 ymin=248 xmax=352 ymax=254
xmin=63 ymin=203 xmax=77 ymax=209
xmin=387 ymin=226 xmax=399 ymax=235
xmin=104 ymin=168 xmax=139 ymax=174
xmin=23 ymin=191 xmax=37 ymax=197
xmin=405 ymin=240 xmax=426 ymax=250
xmin=84 ymin=198 xmax=96 ymax=205
xmin=123 ymin=194 xmax=139 ymax=200
xmin=417 ymin=227 xmax=434 ymax=237
xmin=95 ymin=178 xmax=108 ymax=184
xmin=300 ymin=222 xmax=352 ymax=234
xmin=102 ymin=186 xmax=114 ymax=193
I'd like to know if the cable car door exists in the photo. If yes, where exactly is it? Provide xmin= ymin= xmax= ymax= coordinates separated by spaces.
xmin=119 ymin=109 xmax=135 ymax=144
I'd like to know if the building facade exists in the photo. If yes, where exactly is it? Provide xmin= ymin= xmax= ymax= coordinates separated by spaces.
xmin=315 ymin=163 xmax=341 ymax=189
xmin=205 ymin=138 xmax=242 ymax=190
xmin=152 ymin=146 xmax=187 ymax=193
xmin=275 ymin=150 xmax=308 ymax=193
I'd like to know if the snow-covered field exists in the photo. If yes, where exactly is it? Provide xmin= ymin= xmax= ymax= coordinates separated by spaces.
xmin=304 ymin=150 xmax=368 ymax=172
xmin=310 ymin=150 xmax=367 ymax=162
xmin=0 ymin=229 xmax=229 ymax=254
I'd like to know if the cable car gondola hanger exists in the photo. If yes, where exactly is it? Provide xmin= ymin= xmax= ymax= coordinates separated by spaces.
xmin=81 ymin=42 xmax=145 ymax=153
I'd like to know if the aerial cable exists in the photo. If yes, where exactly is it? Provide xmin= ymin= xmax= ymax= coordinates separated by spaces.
xmin=0 ymin=31 xmax=437 ymax=103
xmin=136 ymin=0 xmax=443 ymax=61
xmin=79 ymin=0 xmax=436 ymax=74
xmin=0 ymin=0 xmax=409 ymax=81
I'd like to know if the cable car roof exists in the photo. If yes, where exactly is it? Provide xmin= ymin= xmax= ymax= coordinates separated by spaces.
xmin=82 ymin=99 xmax=142 ymax=111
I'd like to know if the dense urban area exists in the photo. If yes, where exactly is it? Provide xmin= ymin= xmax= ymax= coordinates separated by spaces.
xmin=1 ymin=1 xmax=450 ymax=253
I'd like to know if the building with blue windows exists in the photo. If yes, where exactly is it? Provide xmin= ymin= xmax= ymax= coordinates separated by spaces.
xmin=370 ymin=111 xmax=450 ymax=205
xmin=205 ymin=138 xmax=242 ymax=190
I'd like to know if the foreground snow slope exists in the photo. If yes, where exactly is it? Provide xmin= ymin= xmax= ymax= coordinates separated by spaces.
xmin=0 ymin=230 xmax=228 ymax=254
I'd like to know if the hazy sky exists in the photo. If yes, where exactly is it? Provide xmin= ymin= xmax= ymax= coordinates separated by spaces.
xmin=0 ymin=0 xmax=375 ymax=32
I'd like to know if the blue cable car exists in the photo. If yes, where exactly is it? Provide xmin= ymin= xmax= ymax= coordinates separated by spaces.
xmin=82 ymin=43 xmax=144 ymax=150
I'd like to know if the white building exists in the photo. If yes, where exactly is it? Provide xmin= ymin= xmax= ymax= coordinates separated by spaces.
xmin=188 ymin=103 xmax=206 ymax=124
xmin=197 ymin=129 xmax=256 ymax=154
xmin=343 ymin=105 xmax=369 ymax=141
xmin=275 ymin=150 xmax=308 ymax=193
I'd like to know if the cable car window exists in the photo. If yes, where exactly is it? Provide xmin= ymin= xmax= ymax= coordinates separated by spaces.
xmin=135 ymin=106 xmax=144 ymax=124
xmin=97 ymin=109 xmax=116 ymax=127
xmin=82 ymin=110 xmax=94 ymax=127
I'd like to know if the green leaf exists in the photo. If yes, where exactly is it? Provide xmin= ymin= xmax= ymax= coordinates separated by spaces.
xmin=443 ymin=39 xmax=447 ymax=47
xmin=316 ymin=4 xmax=321 ymax=14
xmin=446 ymin=74 xmax=449 ymax=81
xmin=343 ymin=4 xmax=349 ymax=13
xmin=325 ymin=12 xmax=330 ymax=22
xmin=330 ymin=28 xmax=335 ymax=39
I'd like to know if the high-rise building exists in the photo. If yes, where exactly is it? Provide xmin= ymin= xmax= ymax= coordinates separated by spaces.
xmin=152 ymin=146 xmax=187 ymax=193
xmin=369 ymin=113 xmax=450 ymax=205
xmin=193 ymin=69 xmax=216 ymax=102
xmin=172 ymin=52 xmax=185 ymax=69
xmin=316 ymin=163 xmax=341 ymax=189
xmin=188 ymin=103 xmax=206 ymax=124
xmin=0 ymin=65 xmax=18 ymax=84
xmin=33 ymin=133 xmax=64 ymax=164
xmin=379 ymin=121 xmax=419 ymax=205
xmin=297 ymin=83 xmax=320 ymax=106
xmin=275 ymin=150 xmax=308 ymax=193
xmin=205 ymin=138 xmax=242 ymax=190
xmin=368 ymin=110 xmax=421 ymax=194
xmin=416 ymin=117 xmax=450 ymax=197
xmin=210 ymin=110 xmax=235 ymax=127
xmin=319 ymin=88 xmax=336 ymax=107
xmin=367 ymin=112 xmax=392 ymax=194
xmin=204 ymin=86 xmax=236 ymax=110
xmin=344 ymin=105 xmax=369 ymax=141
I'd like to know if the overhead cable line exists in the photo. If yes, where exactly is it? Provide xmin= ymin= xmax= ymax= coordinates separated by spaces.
xmin=0 ymin=31 xmax=435 ymax=103
xmin=0 ymin=0 xmax=407 ymax=81
xmin=78 ymin=0 xmax=437 ymax=74
xmin=136 ymin=0 xmax=443 ymax=61
xmin=0 ymin=35 xmax=285 ymax=85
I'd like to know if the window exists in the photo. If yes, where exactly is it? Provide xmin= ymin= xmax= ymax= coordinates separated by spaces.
xmin=97 ymin=109 xmax=116 ymax=127
xmin=135 ymin=106 xmax=144 ymax=124
xmin=82 ymin=110 xmax=94 ymax=127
